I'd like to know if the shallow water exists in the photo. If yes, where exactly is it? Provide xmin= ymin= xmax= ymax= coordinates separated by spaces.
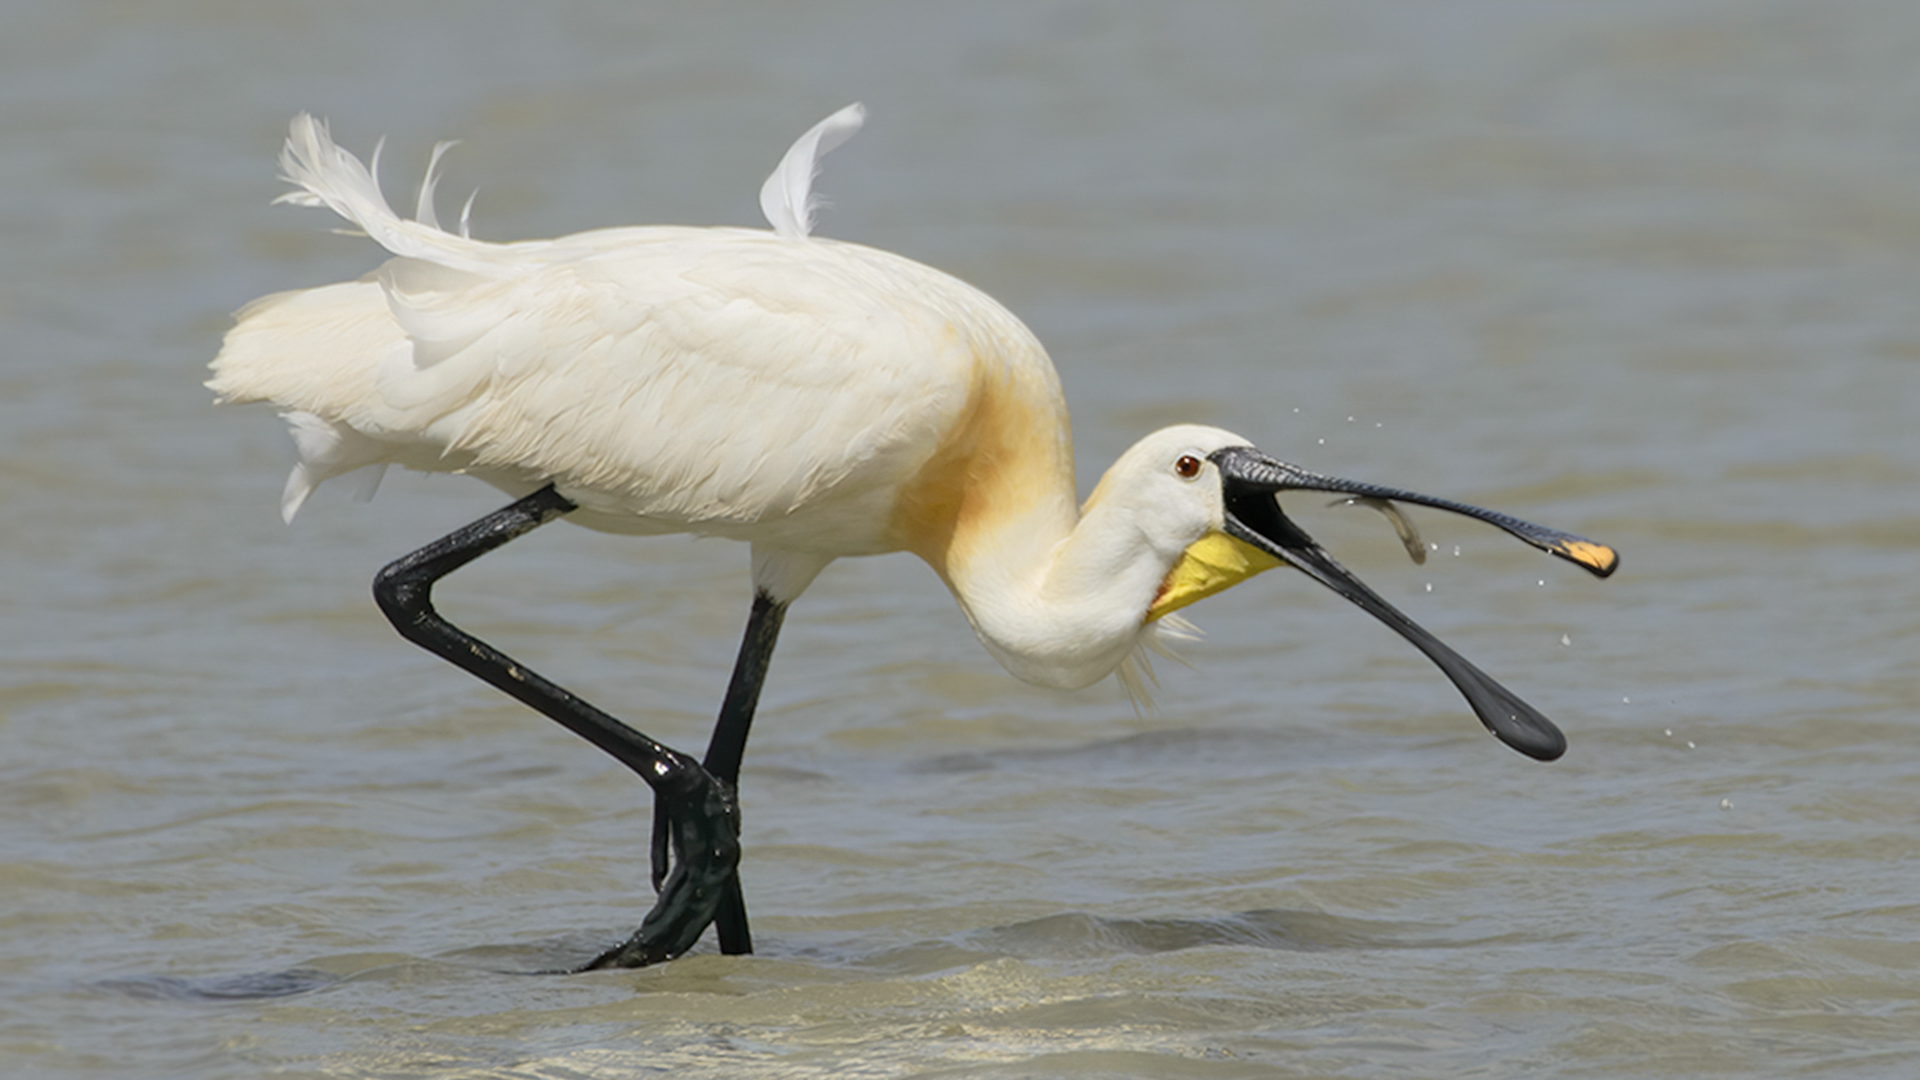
xmin=6 ymin=2 xmax=1920 ymax=1077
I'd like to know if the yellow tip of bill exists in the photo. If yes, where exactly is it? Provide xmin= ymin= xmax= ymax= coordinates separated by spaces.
xmin=1552 ymin=539 xmax=1619 ymax=578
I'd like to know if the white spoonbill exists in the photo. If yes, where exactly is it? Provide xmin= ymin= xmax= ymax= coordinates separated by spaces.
xmin=209 ymin=105 xmax=1617 ymax=969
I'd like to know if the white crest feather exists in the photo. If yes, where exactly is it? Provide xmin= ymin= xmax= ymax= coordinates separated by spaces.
xmin=759 ymin=103 xmax=866 ymax=239
xmin=1116 ymin=614 xmax=1202 ymax=713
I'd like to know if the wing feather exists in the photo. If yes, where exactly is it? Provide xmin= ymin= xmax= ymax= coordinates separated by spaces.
xmin=212 ymin=109 xmax=1064 ymax=551
xmin=427 ymin=232 xmax=986 ymax=532
xmin=758 ymin=103 xmax=865 ymax=239
xmin=216 ymin=225 xmax=1046 ymax=547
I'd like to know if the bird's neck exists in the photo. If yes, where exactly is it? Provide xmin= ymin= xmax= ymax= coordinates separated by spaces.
xmin=880 ymin=331 xmax=1168 ymax=691
xmin=943 ymin=493 xmax=1179 ymax=692
xmin=888 ymin=417 xmax=1167 ymax=690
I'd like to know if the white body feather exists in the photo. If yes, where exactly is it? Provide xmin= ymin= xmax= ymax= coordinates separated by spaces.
xmin=210 ymin=109 xmax=1227 ymax=693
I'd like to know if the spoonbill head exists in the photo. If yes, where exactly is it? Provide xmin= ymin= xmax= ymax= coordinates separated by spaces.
xmin=209 ymin=105 xmax=1616 ymax=969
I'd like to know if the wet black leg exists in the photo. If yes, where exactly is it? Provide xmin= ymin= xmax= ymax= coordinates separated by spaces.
xmin=702 ymin=592 xmax=789 ymax=955
xmin=371 ymin=485 xmax=741 ymax=968
xmin=594 ymin=589 xmax=788 ymax=964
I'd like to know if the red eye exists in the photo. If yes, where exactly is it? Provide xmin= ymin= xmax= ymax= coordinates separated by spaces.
xmin=1174 ymin=454 xmax=1202 ymax=479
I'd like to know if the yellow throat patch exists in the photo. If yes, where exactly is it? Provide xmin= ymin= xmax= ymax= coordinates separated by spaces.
xmin=1147 ymin=531 xmax=1284 ymax=622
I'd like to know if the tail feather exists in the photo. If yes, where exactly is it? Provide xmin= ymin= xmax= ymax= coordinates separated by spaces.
xmin=275 ymin=114 xmax=495 ymax=272
xmin=415 ymin=140 xmax=460 ymax=230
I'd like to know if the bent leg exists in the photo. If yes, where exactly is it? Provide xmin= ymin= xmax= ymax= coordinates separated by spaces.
xmin=371 ymin=485 xmax=739 ymax=968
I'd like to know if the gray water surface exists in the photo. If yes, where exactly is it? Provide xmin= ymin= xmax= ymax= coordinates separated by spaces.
xmin=6 ymin=3 xmax=1920 ymax=1077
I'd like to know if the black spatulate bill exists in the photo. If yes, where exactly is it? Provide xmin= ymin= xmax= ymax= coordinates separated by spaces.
xmin=1209 ymin=446 xmax=1618 ymax=761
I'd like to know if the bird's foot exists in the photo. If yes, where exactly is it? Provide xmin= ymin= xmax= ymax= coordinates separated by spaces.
xmin=578 ymin=759 xmax=741 ymax=970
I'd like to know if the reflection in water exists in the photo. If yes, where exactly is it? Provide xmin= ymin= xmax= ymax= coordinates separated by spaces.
xmin=961 ymin=908 xmax=1443 ymax=958
xmin=97 ymin=969 xmax=341 ymax=1002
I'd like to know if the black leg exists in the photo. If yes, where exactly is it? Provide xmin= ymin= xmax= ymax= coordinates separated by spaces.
xmin=596 ymin=589 xmax=788 ymax=964
xmin=371 ymin=485 xmax=741 ymax=969
xmin=701 ymin=592 xmax=788 ymax=955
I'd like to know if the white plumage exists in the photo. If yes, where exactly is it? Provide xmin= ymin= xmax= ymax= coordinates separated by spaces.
xmin=210 ymin=106 xmax=1210 ymax=692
